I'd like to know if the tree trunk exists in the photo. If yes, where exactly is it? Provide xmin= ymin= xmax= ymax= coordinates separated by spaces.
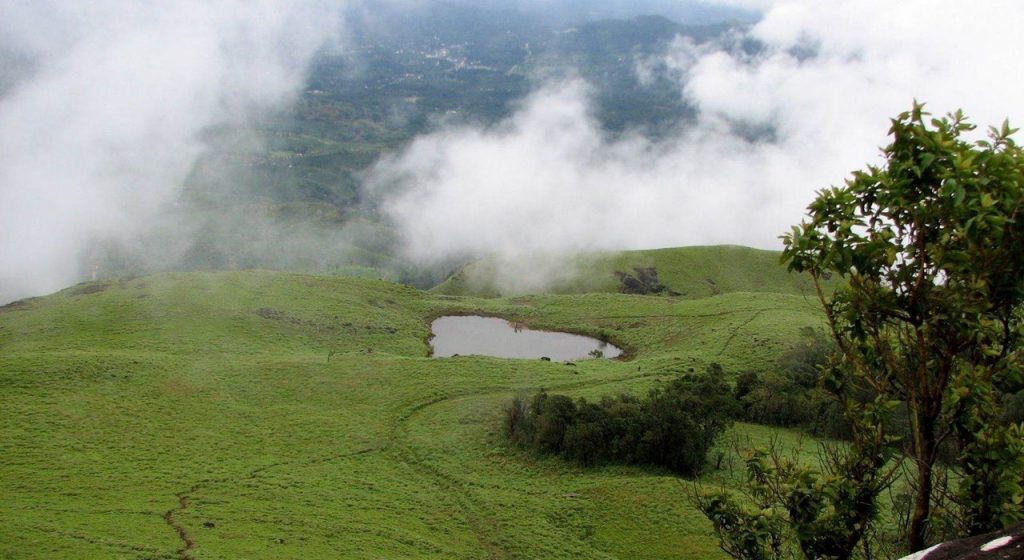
xmin=909 ymin=457 xmax=933 ymax=552
xmin=909 ymin=403 xmax=938 ymax=552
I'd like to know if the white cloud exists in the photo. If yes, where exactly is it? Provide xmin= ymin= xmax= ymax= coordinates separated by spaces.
xmin=698 ymin=0 xmax=775 ymax=12
xmin=377 ymin=79 xmax=802 ymax=263
xmin=0 ymin=1 xmax=345 ymax=303
xmin=375 ymin=0 xmax=1024 ymax=276
xmin=4 ymin=1 xmax=1023 ymax=300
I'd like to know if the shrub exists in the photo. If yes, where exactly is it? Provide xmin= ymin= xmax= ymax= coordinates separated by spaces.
xmin=505 ymin=366 xmax=737 ymax=476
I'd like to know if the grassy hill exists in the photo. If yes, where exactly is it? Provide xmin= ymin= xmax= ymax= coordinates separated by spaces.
xmin=432 ymin=245 xmax=837 ymax=299
xmin=0 ymin=269 xmax=828 ymax=559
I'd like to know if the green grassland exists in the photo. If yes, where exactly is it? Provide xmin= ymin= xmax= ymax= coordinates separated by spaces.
xmin=0 ymin=254 xmax=830 ymax=559
xmin=431 ymin=245 xmax=838 ymax=299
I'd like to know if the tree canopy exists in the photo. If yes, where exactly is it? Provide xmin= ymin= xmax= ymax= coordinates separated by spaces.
xmin=781 ymin=103 xmax=1024 ymax=552
xmin=700 ymin=103 xmax=1024 ymax=560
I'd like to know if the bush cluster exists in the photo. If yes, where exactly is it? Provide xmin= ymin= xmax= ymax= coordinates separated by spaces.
xmin=739 ymin=329 xmax=1023 ymax=457
xmin=734 ymin=328 xmax=853 ymax=439
xmin=506 ymin=329 xmax=1022 ymax=479
xmin=505 ymin=368 xmax=737 ymax=476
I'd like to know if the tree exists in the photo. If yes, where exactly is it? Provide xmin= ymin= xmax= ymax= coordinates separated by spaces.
xmin=781 ymin=103 xmax=1024 ymax=551
xmin=698 ymin=351 xmax=899 ymax=560
xmin=698 ymin=413 xmax=898 ymax=560
xmin=638 ymin=373 xmax=738 ymax=475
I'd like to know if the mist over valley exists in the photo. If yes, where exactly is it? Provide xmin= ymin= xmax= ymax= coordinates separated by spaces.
xmin=2 ymin=2 xmax=1024 ymax=559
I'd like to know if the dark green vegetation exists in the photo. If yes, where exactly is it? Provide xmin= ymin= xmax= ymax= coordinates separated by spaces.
xmin=786 ymin=105 xmax=1024 ymax=552
xmin=507 ymin=367 xmax=737 ymax=475
xmin=734 ymin=328 xmax=850 ymax=438
xmin=697 ymin=105 xmax=1024 ymax=560
xmin=1 ymin=247 xmax=831 ymax=559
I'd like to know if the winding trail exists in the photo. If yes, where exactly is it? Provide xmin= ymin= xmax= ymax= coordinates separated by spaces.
xmin=157 ymin=361 xmax=673 ymax=558
xmin=385 ymin=369 xmax=669 ymax=558
xmin=161 ymin=446 xmax=379 ymax=558
xmin=163 ymin=485 xmax=199 ymax=560
xmin=717 ymin=309 xmax=775 ymax=356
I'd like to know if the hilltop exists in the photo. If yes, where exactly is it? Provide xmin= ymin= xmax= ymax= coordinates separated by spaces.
xmin=432 ymin=245 xmax=837 ymax=298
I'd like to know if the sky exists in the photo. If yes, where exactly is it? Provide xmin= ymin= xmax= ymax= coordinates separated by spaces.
xmin=1 ymin=0 xmax=1024 ymax=301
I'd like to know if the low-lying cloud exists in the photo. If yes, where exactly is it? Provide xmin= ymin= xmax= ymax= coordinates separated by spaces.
xmin=4 ymin=1 xmax=1024 ymax=301
xmin=375 ymin=0 xmax=1024 ymax=273
xmin=0 ymin=1 xmax=345 ymax=303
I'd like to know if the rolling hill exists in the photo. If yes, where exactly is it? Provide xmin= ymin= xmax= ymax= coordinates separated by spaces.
xmin=0 ymin=261 xmax=828 ymax=559
xmin=431 ymin=245 xmax=838 ymax=299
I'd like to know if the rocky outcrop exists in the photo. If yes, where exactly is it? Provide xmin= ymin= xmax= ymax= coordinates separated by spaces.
xmin=614 ymin=266 xmax=679 ymax=295
xmin=899 ymin=524 xmax=1024 ymax=559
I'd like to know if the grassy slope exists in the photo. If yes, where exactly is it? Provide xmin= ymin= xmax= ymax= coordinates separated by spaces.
xmin=431 ymin=245 xmax=837 ymax=299
xmin=0 ymin=270 xmax=826 ymax=559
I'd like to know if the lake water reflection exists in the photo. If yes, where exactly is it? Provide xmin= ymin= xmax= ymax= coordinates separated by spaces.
xmin=430 ymin=316 xmax=622 ymax=361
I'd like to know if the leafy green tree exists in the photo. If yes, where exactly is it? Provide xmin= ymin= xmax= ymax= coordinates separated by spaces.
xmin=531 ymin=392 xmax=578 ymax=453
xmin=698 ymin=351 xmax=900 ymax=560
xmin=781 ymin=103 xmax=1024 ymax=551
xmin=777 ymin=327 xmax=835 ymax=390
